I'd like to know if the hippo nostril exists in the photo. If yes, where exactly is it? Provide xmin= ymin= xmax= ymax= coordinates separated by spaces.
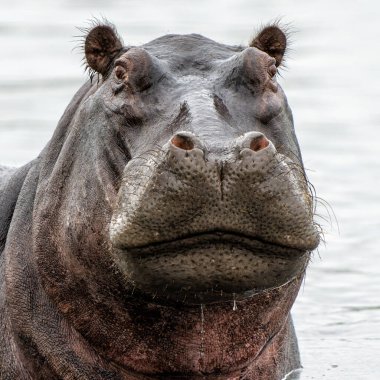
xmin=171 ymin=134 xmax=195 ymax=151
xmin=249 ymin=135 xmax=270 ymax=152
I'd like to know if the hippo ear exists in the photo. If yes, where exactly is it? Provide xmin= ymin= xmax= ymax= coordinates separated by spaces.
xmin=250 ymin=25 xmax=287 ymax=67
xmin=85 ymin=23 xmax=123 ymax=76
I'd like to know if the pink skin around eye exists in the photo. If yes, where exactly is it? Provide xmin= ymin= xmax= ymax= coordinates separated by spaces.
xmin=115 ymin=66 xmax=127 ymax=80
xmin=268 ymin=64 xmax=277 ymax=77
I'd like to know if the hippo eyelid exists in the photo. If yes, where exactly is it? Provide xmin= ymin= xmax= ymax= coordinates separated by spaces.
xmin=268 ymin=64 xmax=277 ymax=77
xmin=114 ymin=66 xmax=128 ymax=81
xmin=114 ymin=58 xmax=130 ymax=70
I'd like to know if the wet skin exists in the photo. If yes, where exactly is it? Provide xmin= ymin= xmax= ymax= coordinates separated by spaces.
xmin=0 ymin=22 xmax=319 ymax=379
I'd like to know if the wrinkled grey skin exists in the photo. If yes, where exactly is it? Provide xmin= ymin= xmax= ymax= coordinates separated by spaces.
xmin=0 ymin=24 xmax=320 ymax=380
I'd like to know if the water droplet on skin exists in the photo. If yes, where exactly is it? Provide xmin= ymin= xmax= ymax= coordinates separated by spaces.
xmin=233 ymin=293 xmax=238 ymax=311
xmin=199 ymin=304 xmax=205 ymax=358
xmin=200 ymin=304 xmax=205 ymax=334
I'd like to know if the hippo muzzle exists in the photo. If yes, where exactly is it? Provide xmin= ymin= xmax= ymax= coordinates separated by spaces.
xmin=110 ymin=129 xmax=319 ymax=303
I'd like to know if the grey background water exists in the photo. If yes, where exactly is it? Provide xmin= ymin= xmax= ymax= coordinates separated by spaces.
xmin=0 ymin=0 xmax=379 ymax=378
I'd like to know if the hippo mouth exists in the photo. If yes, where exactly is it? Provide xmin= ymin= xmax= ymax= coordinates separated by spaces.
xmin=124 ymin=231 xmax=306 ymax=256
xmin=114 ymin=231 xmax=310 ymax=304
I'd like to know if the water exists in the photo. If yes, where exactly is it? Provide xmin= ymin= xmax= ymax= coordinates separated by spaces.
xmin=1 ymin=0 xmax=379 ymax=378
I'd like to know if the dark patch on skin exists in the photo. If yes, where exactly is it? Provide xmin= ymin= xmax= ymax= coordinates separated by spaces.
xmin=0 ymin=20 xmax=320 ymax=380
xmin=167 ymin=102 xmax=191 ymax=136
xmin=213 ymin=95 xmax=233 ymax=124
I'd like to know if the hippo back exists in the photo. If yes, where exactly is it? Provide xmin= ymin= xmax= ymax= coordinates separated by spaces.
xmin=0 ymin=166 xmax=16 ymax=193
xmin=0 ymin=165 xmax=28 ymax=253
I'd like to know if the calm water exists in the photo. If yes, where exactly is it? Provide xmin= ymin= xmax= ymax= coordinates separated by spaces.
xmin=1 ymin=0 xmax=379 ymax=378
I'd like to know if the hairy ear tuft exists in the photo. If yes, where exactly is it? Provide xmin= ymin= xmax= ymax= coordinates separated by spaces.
xmin=84 ymin=22 xmax=123 ymax=76
xmin=250 ymin=24 xmax=288 ymax=67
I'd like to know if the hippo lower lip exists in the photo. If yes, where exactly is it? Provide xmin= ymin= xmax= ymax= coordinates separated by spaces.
xmin=115 ymin=231 xmax=309 ymax=304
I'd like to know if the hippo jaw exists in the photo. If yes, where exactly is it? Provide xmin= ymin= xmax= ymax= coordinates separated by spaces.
xmin=112 ymin=231 xmax=311 ymax=304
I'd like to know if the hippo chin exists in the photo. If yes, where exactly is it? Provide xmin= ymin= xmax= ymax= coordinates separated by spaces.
xmin=0 ymin=21 xmax=319 ymax=380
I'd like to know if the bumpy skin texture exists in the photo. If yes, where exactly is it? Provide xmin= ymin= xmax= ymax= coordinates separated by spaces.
xmin=0 ymin=23 xmax=319 ymax=379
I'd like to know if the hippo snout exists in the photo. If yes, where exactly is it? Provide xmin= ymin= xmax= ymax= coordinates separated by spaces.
xmin=110 ymin=130 xmax=319 ymax=303
xmin=111 ymin=131 xmax=284 ymax=248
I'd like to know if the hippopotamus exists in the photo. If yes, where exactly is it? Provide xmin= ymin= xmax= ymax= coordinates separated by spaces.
xmin=0 ymin=21 xmax=320 ymax=379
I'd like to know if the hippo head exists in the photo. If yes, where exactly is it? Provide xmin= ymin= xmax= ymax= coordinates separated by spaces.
xmin=8 ymin=21 xmax=321 ymax=379
xmin=79 ymin=23 xmax=319 ymax=304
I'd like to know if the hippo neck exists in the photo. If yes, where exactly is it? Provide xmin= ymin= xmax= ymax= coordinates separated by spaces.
xmin=51 ymin=278 xmax=302 ymax=379
xmin=109 ymin=314 xmax=300 ymax=380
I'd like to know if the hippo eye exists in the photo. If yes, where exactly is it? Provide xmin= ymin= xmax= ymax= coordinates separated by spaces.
xmin=268 ymin=63 xmax=277 ymax=78
xmin=115 ymin=65 xmax=128 ymax=81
